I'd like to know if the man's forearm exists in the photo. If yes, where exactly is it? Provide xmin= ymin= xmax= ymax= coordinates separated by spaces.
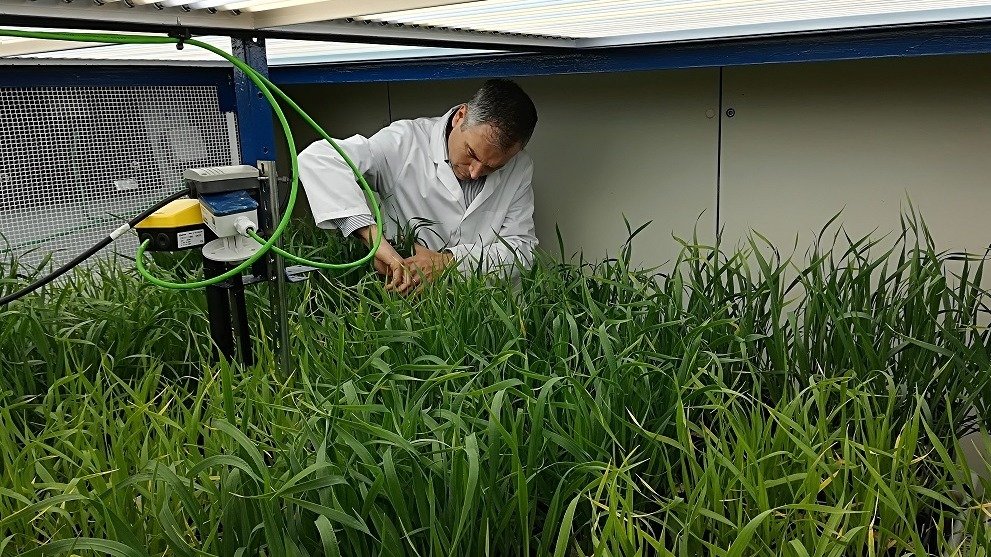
xmin=355 ymin=223 xmax=378 ymax=246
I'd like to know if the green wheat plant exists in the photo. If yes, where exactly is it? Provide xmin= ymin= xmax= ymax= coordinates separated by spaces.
xmin=0 ymin=211 xmax=989 ymax=556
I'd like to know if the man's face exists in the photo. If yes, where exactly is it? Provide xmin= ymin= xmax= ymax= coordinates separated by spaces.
xmin=447 ymin=105 xmax=522 ymax=181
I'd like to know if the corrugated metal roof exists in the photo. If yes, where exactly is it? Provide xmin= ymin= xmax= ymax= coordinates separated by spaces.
xmin=9 ymin=35 xmax=492 ymax=65
xmin=4 ymin=0 xmax=991 ymax=61
xmin=356 ymin=0 xmax=991 ymax=41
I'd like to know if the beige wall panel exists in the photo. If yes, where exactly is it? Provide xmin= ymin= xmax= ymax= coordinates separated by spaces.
xmin=276 ymin=83 xmax=391 ymax=219
xmin=389 ymin=71 xmax=720 ymax=268
xmin=721 ymin=55 xmax=991 ymax=256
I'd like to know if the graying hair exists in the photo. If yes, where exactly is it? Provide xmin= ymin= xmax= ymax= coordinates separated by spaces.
xmin=462 ymin=79 xmax=538 ymax=150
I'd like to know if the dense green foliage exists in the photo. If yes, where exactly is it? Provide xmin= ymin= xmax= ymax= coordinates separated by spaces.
xmin=2 ymin=215 xmax=990 ymax=556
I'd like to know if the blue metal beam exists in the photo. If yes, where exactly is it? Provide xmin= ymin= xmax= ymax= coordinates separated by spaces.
xmin=231 ymin=37 xmax=276 ymax=167
xmin=271 ymin=22 xmax=991 ymax=85
xmin=0 ymin=64 xmax=237 ymax=110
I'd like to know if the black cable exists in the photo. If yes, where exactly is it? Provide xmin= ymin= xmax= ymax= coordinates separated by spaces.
xmin=0 ymin=189 xmax=190 ymax=307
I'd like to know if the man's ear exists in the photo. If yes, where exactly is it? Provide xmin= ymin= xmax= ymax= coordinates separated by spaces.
xmin=452 ymin=104 xmax=468 ymax=128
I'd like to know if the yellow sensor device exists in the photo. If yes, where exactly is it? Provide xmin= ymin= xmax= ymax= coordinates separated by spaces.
xmin=135 ymin=198 xmax=208 ymax=252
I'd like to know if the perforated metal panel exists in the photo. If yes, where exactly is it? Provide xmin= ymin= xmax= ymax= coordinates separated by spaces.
xmin=0 ymin=85 xmax=238 ymax=269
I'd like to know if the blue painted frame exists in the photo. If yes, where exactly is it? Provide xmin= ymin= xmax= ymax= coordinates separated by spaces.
xmin=270 ymin=22 xmax=991 ymax=85
xmin=0 ymin=64 xmax=237 ymax=110
xmin=231 ymin=37 xmax=276 ymax=167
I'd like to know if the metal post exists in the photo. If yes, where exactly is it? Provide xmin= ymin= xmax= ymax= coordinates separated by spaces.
xmin=232 ymin=36 xmax=277 ymax=282
xmin=204 ymin=258 xmax=236 ymax=363
xmin=231 ymin=36 xmax=275 ymax=168
xmin=204 ymin=257 xmax=255 ymax=367
xmin=259 ymin=160 xmax=290 ymax=375
xmin=228 ymin=274 xmax=254 ymax=367
xmin=231 ymin=36 xmax=284 ymax=372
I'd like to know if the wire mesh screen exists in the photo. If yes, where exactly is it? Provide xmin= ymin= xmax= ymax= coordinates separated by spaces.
xmin=0 ymin=85 xmax=239 ymax=270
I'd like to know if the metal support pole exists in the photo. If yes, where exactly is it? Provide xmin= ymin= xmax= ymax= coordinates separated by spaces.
xmin=231 ymin=36 xmax=284 ymax=373
xmin=232 ymin=36 xmax=276 ymax=282
xmin=259 ymin=160 xmax=290 ymax=375
xmin=204 ymin=258 xmax=236 ymax=363
xmin=231 ymin=36 xmax=275 ymax=168
xmin=228 ymin=274 xmax=254 ymax=367
xmin=204 ymin=257 xmax=255 ymax=367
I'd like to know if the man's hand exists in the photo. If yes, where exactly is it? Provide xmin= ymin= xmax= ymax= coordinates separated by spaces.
xmin=403 ymin=245 xmax=455 ymax=285
xmin=357 ymin=225 xmax=416 ymax=294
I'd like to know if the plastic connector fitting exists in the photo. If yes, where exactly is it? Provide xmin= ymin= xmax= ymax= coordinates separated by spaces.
xmin=234 ymin=216 xmax=256 ymax=237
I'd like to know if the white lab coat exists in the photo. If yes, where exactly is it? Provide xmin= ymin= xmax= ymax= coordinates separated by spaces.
xmin=297 ymin=107 xmax=537 ymax=275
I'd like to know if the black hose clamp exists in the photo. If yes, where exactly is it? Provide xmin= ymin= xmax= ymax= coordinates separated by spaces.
xmin=169 ymin=27 xmax=192 ymax=50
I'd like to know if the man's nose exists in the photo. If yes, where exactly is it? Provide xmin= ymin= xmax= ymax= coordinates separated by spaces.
xmin=469 ymin=162 xmax=484 ymax=179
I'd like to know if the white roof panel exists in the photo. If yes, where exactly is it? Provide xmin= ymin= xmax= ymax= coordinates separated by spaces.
xmin=355 ymin=0 xmax=991 ymax=44
xmin=7 ymin=35 xmax=492 ymax=65
xmin=3 ymin=0 xmax=991 ymax=59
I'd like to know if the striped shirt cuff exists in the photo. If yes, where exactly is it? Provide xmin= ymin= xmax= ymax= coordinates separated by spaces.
xmin=332 ymin=214 xmax=375 ymax=238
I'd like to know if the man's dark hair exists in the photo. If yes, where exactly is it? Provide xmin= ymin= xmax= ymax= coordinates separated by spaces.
xmin=463 ymin=79 xmax=538 ymax=150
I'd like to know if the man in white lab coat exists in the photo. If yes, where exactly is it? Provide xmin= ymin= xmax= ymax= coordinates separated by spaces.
xmin=298 ymin=79 xmax=538 ymax=294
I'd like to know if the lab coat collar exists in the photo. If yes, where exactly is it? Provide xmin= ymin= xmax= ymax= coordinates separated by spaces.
xmin=430 ymin=106 xmax=461 ymax=165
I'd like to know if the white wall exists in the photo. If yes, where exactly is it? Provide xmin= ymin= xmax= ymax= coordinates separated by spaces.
xmin=720 ymin=55 xmax=991 ymax=255
xmin=277 ymin=82 xmax=390 ymax=221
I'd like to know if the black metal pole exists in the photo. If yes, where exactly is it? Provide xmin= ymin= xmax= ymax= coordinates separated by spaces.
xmin=229 ymin=274 xmax=254 ymax=367
xmin=204 ymin=258 xmax=236 ymax=363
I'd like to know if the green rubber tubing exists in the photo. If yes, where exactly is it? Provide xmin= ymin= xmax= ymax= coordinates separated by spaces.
xmin=248 ymin=230 xmax=364 ymax=270
xmin=0 ymin=28 xmax=384 ymax=288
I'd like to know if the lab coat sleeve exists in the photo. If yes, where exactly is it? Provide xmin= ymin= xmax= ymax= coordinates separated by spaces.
xmin=297 ymin=126 xmax=401 ymax=229
xmin=449 ymin=166 xmax=538 ymax=277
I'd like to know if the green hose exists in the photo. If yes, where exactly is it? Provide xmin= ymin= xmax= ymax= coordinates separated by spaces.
xmin=242 ymin=72 xmax=384 ymax=268
xmin=248 ymin=230 xmax=365 ymax=270
xmin=0 ymin=28 xmax=384 ymax=288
